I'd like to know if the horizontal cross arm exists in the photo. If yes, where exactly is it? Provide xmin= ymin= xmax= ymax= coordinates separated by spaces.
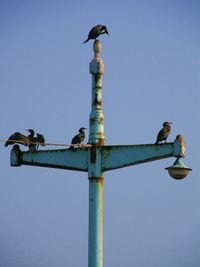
xmin=11 ymin=148 xmax=88 ymax=172
xmin=102 ymin=136 xmax=185 ymax=171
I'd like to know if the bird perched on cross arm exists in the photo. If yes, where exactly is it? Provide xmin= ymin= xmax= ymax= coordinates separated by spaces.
xmin=83 ymin=25 xmax=109 ymax=44
xmin=5 ymin=129 xmax=45 ymax=151
xmin=155 ymin=122 xmax=172 ymax=144
xmin=69 ymin=127 xmax=87 ymax=150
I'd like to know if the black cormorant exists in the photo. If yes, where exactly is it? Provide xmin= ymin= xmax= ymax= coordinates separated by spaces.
xmin=5 ymin=129 xmax=45 ymax=151
xmin=26 ymin=129 xmax=45 ymax=151
xmin=155 ymin=122 xmax=172 ymax=144
xmin=83 ymin=25 xmax=109 ymax=44
xmin=69 ymin=127 xmax=87 ymax=149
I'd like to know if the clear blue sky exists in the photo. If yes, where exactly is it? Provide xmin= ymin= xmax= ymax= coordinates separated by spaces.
xmin=0 ymin=1 xmax=199 ymax=266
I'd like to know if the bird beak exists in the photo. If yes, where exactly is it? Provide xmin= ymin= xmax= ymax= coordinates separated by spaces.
xmin=103 ymin=27 xmax=110 ymax=36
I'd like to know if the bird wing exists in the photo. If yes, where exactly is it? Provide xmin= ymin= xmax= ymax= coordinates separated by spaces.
xmin=83 ymin=25 xmax=103 ymax=43
xmin=29 ymin=134 xmax=45 ymax=150
xmin=5 ymin=132 xmax=29 ymax=147
xmin=88 ymin=25 xmax=102 ymax=39
xmin=156 ymin=126 xmax=170 ymax=143
xmin=36 ymin=133 xmax=46 ymax=146
xmin=156 ymin=128 xmax=164 ymax=143
xmin=71 ymin=134 xmax=81 ymax=145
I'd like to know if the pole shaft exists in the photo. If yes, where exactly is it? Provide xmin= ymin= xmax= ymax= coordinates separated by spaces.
xmin=88 ymin=40 xmax=104 ymax=267
xmin=88 ymin=177 xmax=103 ymax=267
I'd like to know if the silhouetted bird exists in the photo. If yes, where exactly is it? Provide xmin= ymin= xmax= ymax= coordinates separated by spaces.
xmin=83 ymin=25 xmax=109 ymax=43
xmin=69 ymin=127 xmax=87 ymax=149
xmin=27 ymin=129 xmax=45 ymax=151
xmin=5 ymin=129 xmax=45 ymax=151
xmin=155 ymin=122 xmax=172 ymax=144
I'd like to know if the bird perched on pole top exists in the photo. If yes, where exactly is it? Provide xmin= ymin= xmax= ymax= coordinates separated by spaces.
xmin=83 ymin=25 xmax=109 ymax=44
xmin=69 ymin=127 xmax=87 ymax=149
xmin=155 ymin=122 xmax=172 ymax=144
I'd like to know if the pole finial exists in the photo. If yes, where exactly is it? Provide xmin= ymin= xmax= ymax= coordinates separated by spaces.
xmin=93 ymin=39 xmax=101 ymax=60
xmin=90 ymin=39 xmax=104 ymax=74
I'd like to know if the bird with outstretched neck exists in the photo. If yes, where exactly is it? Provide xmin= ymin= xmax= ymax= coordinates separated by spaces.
xmin=83 ymin=25 xmax=109 ymax=44
xmin=155 ymin=122 xmax=172 ymax=144
xmin=69 ymin=127 xmax=87 ymax=150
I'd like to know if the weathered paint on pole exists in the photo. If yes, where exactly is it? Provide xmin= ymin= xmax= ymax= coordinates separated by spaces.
xmin=11 ymin=140 xmax=185 ymax=170
xmin=88 ymin=40 xmax=104 ymax=267
xmin=89 ymin=40 xmax=104 ymax=146
xmin=88 ymin=176 xmax=103 ymax=267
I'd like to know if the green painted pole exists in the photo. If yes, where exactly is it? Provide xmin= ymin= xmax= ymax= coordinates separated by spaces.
xmin=88 ymin=40 xmax=104 ymax=267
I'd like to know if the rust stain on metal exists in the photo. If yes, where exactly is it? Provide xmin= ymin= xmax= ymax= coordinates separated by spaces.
xmin=96 ymin=138 xmax=104 ymax=146
xmin=94 ymin=94 xmax=102 ymax=106
xmin=99 ymin=117 xmax=104 ymax=124
xmin=97 ymin=177 xmax=103 ymax=185
xmin=89 ymin=117 xmax=104 ymax=124
xmin=94 ymin=73 xmax=101 ymax=83
xmin=89 ymin=136 xmax=104 ymax=146
xmin=89 ymin=176 xmax=103 ymax=185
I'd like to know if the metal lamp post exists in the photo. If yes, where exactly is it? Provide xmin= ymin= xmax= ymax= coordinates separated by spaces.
xmin=10 ymin=40 xmax=191 ymax=267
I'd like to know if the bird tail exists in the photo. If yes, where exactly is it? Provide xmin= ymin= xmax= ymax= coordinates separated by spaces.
xmin=83 ymin=39 xmax=89 ymax=44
